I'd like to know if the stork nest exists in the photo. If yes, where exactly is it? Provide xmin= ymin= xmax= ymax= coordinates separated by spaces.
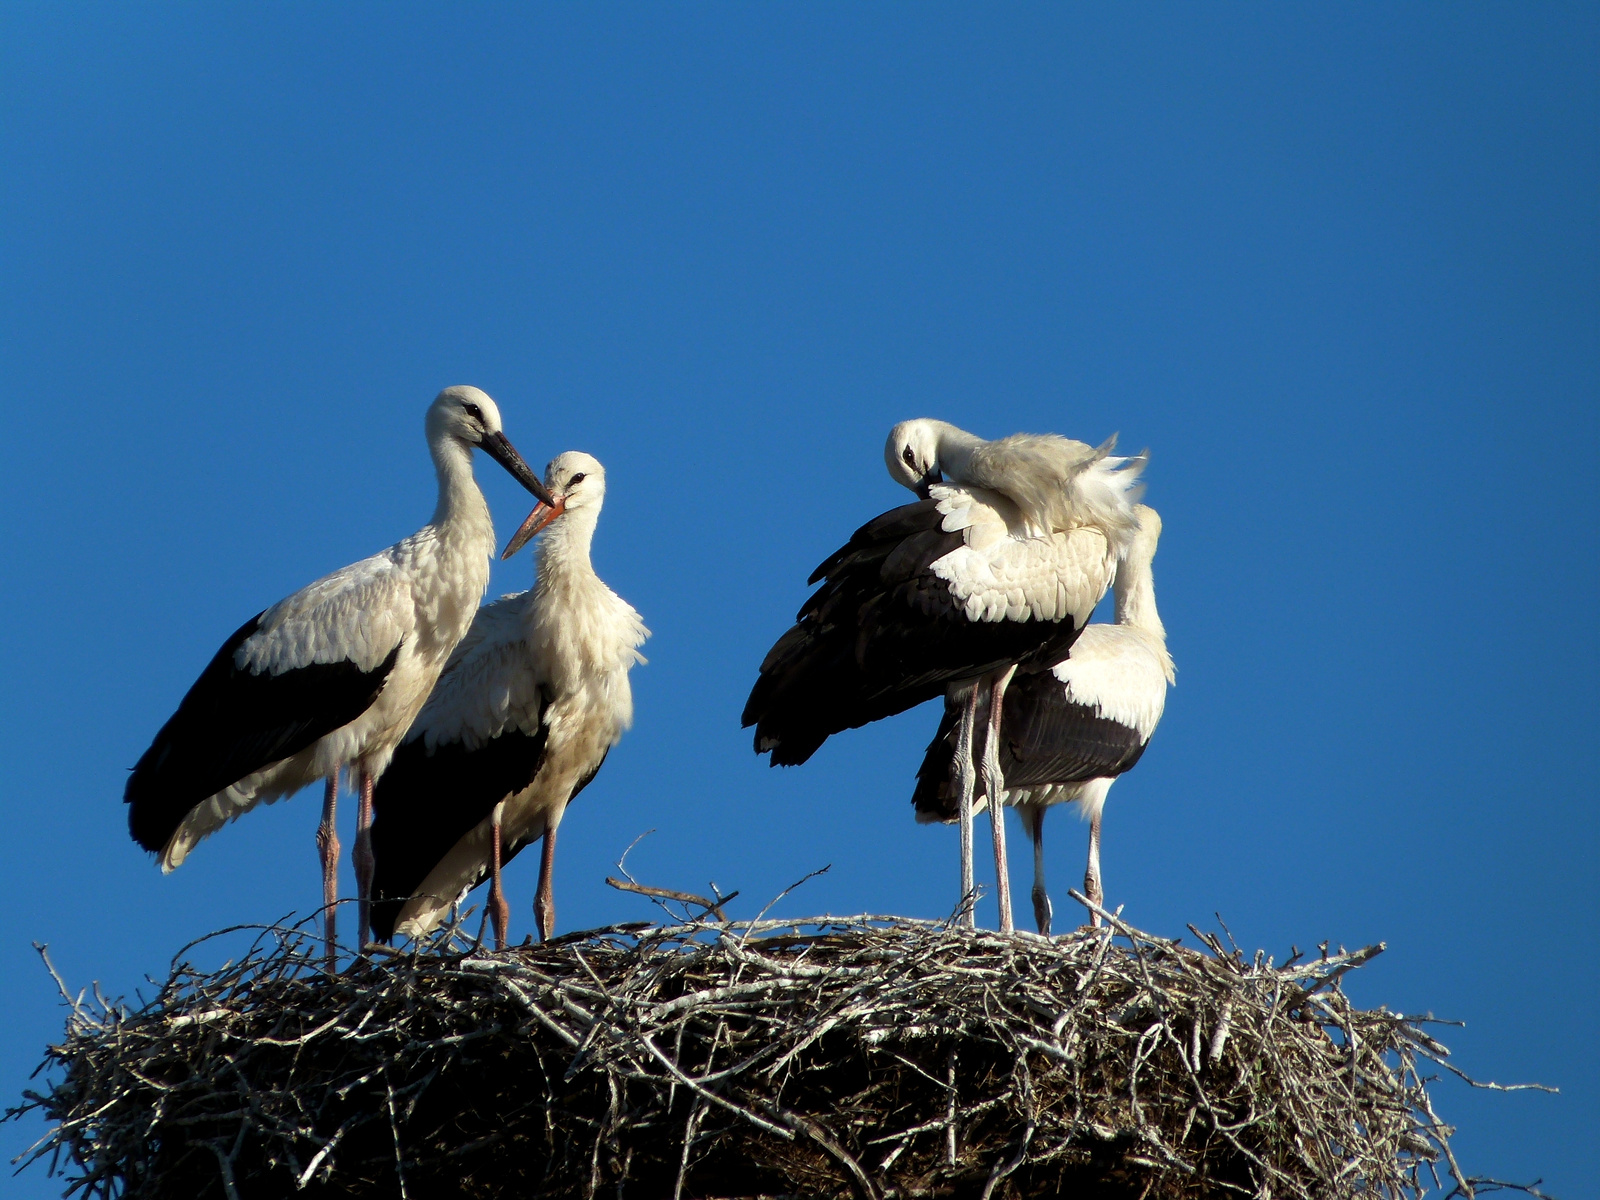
xmin=11 ymin=901 xmax=1543 ymax=1200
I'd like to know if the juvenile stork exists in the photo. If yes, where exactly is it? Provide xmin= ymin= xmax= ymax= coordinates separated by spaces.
xmin=124 ymin=386 xmax=555 ymax=961
xmin=744 ymin=419 xmax=1143 ymax=931
xmin=370 ymin=452 xmax=648 ymax=948
xmin=913 ymin=505 xmax=1172 ymax=933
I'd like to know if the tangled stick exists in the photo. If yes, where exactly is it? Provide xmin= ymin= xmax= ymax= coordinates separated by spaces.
xmin=9 ymin=905 xmax=1552 ymax=1199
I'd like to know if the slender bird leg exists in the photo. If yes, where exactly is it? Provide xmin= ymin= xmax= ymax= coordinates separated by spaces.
xmin=951 ymin=683 xmax=982 ymax=927
xmin=1084 ymin=808 xmax=1105 ymax=928
xmin=316 ymin=775 xmax=340 ymax=971
xmin=1027 ymin=805 xmax=1052 ymax=937
xmin=488 ymin=802 xmax=510 ymax=951
xmin=353 ymin=768 xmax=375 ymax=954
xmin=982 ymin=666 xmax=1018 ymax=934
xmin=534 ymin=822 xmax=559 ymax=942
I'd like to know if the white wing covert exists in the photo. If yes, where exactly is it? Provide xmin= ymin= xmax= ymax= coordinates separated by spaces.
xmin=407 ymin=593 xmax=545 ymax=753
xmin=238 ymin=549 xmax=417 ymax=676
xmin=929 ymin=485 xmax=1116 ymax=627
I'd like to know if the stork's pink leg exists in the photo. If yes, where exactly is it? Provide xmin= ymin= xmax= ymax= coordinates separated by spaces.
xmin=488 ymin=805 xmax=510 ymax=950
xmin=981 ymin=666 xmax=1018 ymax=933
xmin=534 ymin=823 xmax=558 ymax=943
xmin=951 ymin=683 xmax=983 ymax=927
xmin=316 ymin=775 xmax=339 ymax=971
xmin=353 ymin=768 xmax=375 ymax=953
xmin=1084 ymin=809 xmax=1105 ymax=928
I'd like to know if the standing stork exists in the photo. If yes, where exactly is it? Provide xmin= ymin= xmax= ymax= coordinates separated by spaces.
xmin=913 ymin=505 xmax=1172 ymax=933
xmin=743 ymin=420 xmax=1143 ymax=931
xmin=124 ymin=386 xmax=555 ymax=962
xmin=370 ymin=452 xmax=648 ymax=948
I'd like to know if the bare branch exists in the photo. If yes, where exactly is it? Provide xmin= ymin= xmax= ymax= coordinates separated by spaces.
xmin=10 ymin=898 xmax=1549 ymax=1199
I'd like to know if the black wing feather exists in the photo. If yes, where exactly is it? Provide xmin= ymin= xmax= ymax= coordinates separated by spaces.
xmin=911 ymin=670 xmax=1148 ymax=823
xmin=999 ymin=669 xmax=1149 ymax=789
xmin=124 ymin=614 xmax=401 ymax=855
xmin=369 ymin=720 xmax=551 ymax=943
xmin=744 ymin=500 xmax=1085 ymax=766
xmin=498 ymin=746 xmax=609 ymax=863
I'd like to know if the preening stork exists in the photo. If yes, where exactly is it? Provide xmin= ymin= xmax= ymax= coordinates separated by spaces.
xmin=370 ymin=452 xmax=648 ymax=949
xmin=124 ymin=387 xmax=555 ymax=962
xmin=913 ymin=505 xmax=1172 ymax=934
xmin=743 ymin=419 xmax=1144 ymax=931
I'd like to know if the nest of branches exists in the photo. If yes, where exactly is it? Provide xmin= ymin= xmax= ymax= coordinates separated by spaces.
xmin=14 ymin=897 xmax=1530 ymax=1200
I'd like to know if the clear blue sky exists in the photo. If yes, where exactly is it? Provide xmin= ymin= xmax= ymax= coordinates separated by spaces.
xmin=2 ymin=6 xmax=1594 ymax=1194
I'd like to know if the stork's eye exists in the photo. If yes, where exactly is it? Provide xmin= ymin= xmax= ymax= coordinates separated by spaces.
xmin=463 ymin=403 xmax=484 ymax=422
xmin=902 ymin=446 xmax=917 ymax=468
xmin=568 ymin=472 xmax=586 ymax=487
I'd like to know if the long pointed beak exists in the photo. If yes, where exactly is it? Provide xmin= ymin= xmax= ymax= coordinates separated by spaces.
xmin=501 ymin=497 xmax=566 ymax=559
xmin=481 ymin=431 xmax=557 ymax=507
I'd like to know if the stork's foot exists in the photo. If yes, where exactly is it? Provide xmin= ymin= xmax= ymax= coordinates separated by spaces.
xmin=534 ymin=825 xmax=558 ymax=943
xmin=1083 ymin=869 xmax=1105 ymax=929
xmin=534 ymin=892 xmax=555 ymax=943
xmin=1032 ymin=883 xmax=1053 ymax=937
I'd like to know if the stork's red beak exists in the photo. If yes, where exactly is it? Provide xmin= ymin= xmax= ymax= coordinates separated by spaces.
xmin=501 ymin=497 xmax=566 ymax=559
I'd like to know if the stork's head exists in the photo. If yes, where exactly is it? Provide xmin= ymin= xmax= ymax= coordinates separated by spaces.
xmin=884 ymin=419 xmax=946 ymax=498
xmin=501 ymin=451 xmax=606 ymax=558
xmin=428 ymin=385 xmax=556 ymax=507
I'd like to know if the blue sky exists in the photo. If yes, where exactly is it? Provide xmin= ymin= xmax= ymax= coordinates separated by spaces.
xmin=2 ymin=5 xmax=1595 ymax=1194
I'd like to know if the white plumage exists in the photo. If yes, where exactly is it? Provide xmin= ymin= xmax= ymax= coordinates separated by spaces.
xmin=925 ymin=484 xmax=1121 ymax=627
xmin=885 ymin=417 xmax=1143 ymax=541
xmin=747 ymin=418 xmax=1143 ymax=933
xmin=1041 ymin=620 xmax=1171 ymax=749
xmin=370 ymin=451 xmax=648 ymax=947
xmin=125 ymin=386 xmax=554 ymax=959
xmin=915 ymin=505 xmax=1173 ymax=933
xmin=167 ymin=527 xmax=478 ymax=867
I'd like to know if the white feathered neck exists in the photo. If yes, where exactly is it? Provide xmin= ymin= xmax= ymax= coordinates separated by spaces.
xmin=523 ymin=500 xmax=649 ymax=693
xmin=1112 ymin=505 xmax=1174 ymax=685
xmin=427 ymin=423 xmax=494 ymax=543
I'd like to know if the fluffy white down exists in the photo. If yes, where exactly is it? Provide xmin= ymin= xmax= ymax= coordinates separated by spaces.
xmin=1012 ymin=777 xmax=1117 ymax=827
xmin=927 ymin=484 xmax=1118 ymax=628
xmin=393 ymin=453 xmax=650 ymax=938
xmin=965 ymin=432 xmax=1135 ymax=539
xmin=885 ymin=419 xmax=1145 ymax=546
xmin=957 ymin=502 xmax=1172 ymax=827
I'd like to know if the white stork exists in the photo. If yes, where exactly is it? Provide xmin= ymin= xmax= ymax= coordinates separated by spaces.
xmin=912 ymin=504 xmax=1172 ymax=933
xmin=743 ymin=419 xmax=1144 ymax=931
xmin=124 ymin=386 xmax=555 ymax=961
xmin=369 ymin=452 xmax=648 ymax=949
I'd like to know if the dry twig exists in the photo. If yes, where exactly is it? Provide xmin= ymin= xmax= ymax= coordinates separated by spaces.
xmin=8 ymin=909 xmax=1548 ymax=1199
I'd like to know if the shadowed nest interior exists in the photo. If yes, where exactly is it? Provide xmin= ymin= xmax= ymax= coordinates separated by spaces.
xmin=11 ymin=902 xmax=1545 ymax=1200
